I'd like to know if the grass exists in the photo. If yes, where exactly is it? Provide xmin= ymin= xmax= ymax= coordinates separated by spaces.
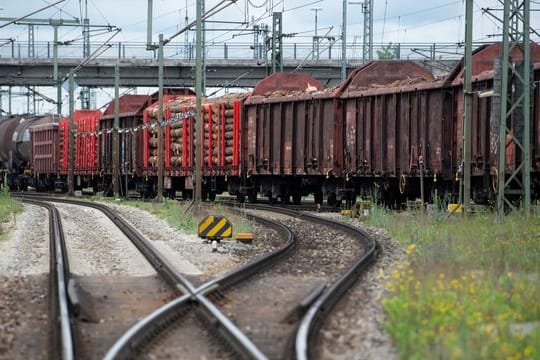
xmin=363 ymin=206 xmax=540 ymax=359
xmin=0 ymin=175 xmax=24 ymax=240
xmin=98 ymin=197 xmax=253 ymax=238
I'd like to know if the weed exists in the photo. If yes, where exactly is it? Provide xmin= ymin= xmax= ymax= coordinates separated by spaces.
xmin=364 ymin=205 xmax=540 ymax=359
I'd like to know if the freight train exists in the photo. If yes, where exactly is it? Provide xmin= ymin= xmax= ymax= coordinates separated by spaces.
xmin=1 ymin=42 xmax=539 ymax=208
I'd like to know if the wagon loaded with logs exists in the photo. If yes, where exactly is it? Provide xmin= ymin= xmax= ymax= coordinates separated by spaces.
xmin=143 ymin=93 xmax=246 ymax=198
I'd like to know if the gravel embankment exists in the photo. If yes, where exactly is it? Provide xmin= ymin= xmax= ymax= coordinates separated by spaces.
xmin=0 ymin=205 xmax=49 ymax=360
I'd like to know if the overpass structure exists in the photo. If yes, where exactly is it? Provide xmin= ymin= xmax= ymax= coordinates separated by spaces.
xmin=0 ymin=57 xmax=457 ymax=89
xmin=0 ymin=40 xmax=463 ymax=89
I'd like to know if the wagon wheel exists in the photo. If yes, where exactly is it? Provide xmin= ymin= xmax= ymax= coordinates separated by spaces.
xmin=248 ymin=189 xmax=257 ymax=203
xmin=399 ymin=174 xmax=407 ymax=195
xmin=236 ymin=192 xmax=245 ymax=203
xmin=314 ymin=190 xmax=323 ymax=205
xmin=327 ymin=192 xmax=338 ymax=207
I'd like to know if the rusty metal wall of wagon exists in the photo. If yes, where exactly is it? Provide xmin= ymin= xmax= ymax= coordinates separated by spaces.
xmin=30 ymin=123 xmax=59 ymax=175
xmin=535 ymin=65 xmax=540 ymax=172
xmin=245 ymin=91 xmax=339 ymax=177
xmin=337 ymin=60 xmax=458 ymax=180
xmin=448 ymin=43 xmax=540 ymax=180
xmin=245 ymin=72 xmax=336 ymax=177
xmin=100 ymin=94 xmax=151 ymax=176
xmin=341 ymin=80 xmax=454 ymax=179
xmin=1 ymin=115 xmax=57 ymax=170
xmin=451 ymin=80 xmax=493 ymax=178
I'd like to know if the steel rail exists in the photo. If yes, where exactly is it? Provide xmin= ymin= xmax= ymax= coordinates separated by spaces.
xmin=239 ymin=203 xmax=378 ymax=360
xmin=105 ymin=205 xmax=296 ymax=359
xmin=16 ymin=195 xmax=273 ymax=360
xmin=22 ymin=199 xmax=74 ymax=360
xmin=20 ymin=196 xmax=196 ymax=294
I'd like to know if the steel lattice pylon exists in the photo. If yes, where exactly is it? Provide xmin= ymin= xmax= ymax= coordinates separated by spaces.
xmin=496 ymin=0 xmax=532 ymax=215
xmin=362 ymin=0 xmax=373 ymax=62
xmin=272 ymin=12 xmax=283 ymax=73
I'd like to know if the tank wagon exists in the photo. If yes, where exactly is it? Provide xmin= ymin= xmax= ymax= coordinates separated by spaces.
xmin=1 ymin=114 xmax=59 ymax=189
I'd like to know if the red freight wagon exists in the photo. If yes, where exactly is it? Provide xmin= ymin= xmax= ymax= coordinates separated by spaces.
xmin=448 ymin=43 xmax=540 ymax=179
xmin=59 ymin=110 xmax=102 ymax=175
xmin=142 ymin=93 xmax=243 ymax=199
xmin=99 ymin=89 xmax=196 ymax=185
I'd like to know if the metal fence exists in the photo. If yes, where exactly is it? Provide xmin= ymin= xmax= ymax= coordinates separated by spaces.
xmin=0 ymin=39 xmax=479 ymax=62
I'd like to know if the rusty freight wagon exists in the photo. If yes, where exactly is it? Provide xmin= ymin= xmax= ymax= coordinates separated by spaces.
xmin=29 ymin=121 xmax=60 ymax=191
xmin=337 ymin=61 xmax=448 ymax=207
xmin=98 ymin=89 xmax=194 ymax=196
xmin=446 ymin=43 xmax=540 ymax=204
xmin=242 ymin=72 xmax=331 ymax=204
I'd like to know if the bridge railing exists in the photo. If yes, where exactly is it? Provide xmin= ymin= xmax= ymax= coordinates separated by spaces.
xmin=0 ymin=40 xmax=475 ymax=62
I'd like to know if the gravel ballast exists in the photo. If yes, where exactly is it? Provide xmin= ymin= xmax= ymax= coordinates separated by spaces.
xmin=0 ymin=200 xmax=403 ymax=359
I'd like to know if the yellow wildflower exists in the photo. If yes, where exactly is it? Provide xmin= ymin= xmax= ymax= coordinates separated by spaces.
xmin=406 ymin=243 xmax=416 ymax=255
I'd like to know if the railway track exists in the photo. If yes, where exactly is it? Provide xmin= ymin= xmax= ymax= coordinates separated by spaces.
xmin=21 ymin=199 xmax=73 ymax=360
xmin=14 ymin=194 xmax=377 ymax=359
xmin=237 ymin=204 xmax=378 ymax=359
xmin=13 ymin=196 xmax=262 ymax=359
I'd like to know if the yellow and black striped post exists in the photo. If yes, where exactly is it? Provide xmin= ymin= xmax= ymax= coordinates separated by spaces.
xmin=198 ymin=215 xmax=233 ymax=240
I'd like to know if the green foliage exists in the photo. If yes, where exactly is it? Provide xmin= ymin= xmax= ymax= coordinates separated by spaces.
xmin=364 ymin=208 xmax=540 ymax=359
xmin=377 ymin=42 xmax=400 ymax=60
xmin=0 ymin=174 xmax=23 ymax=238
xmin=107 ymin=198 xmax=252 ymax=237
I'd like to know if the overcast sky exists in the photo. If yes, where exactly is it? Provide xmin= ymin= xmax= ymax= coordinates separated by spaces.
xmin=4 ymin=0 xmax=539 ymax=44
xmin=1 ymin=0 xmax=539 ymax=114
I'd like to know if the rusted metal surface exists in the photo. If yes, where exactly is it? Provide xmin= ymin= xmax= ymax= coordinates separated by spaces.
xmin=340 ymin=76 xmax=454 ymax=180
xmin=535 ymin=68 xmax=540 ymax=171
xmin=30 ymin=123 xmax=59 ymax=175
xmin=101 ymin=95 xmax=151 ymax=119
xmin=245 ymin=72 xmax=334 ymax=180
xmin=1 ymin=115 xmax=57 ymax=169
xmin=336 ymin=60 xmax=435 ymax=96
xmin=245 ymin=92 xmax=338 ymax=178
xmin=251 ymin=72 xmax=323 ymax=96
xmin=448 ymin=43 xmax=540 ymax=85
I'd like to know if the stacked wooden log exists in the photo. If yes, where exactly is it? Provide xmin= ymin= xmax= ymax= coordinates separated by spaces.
xmin=202 ymin=100 xmax=236 ymax=167
xmin=146 ymin=93 xmax=245 ymax=169
xmin=147 ymin=95 xmax=195 ymax=168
